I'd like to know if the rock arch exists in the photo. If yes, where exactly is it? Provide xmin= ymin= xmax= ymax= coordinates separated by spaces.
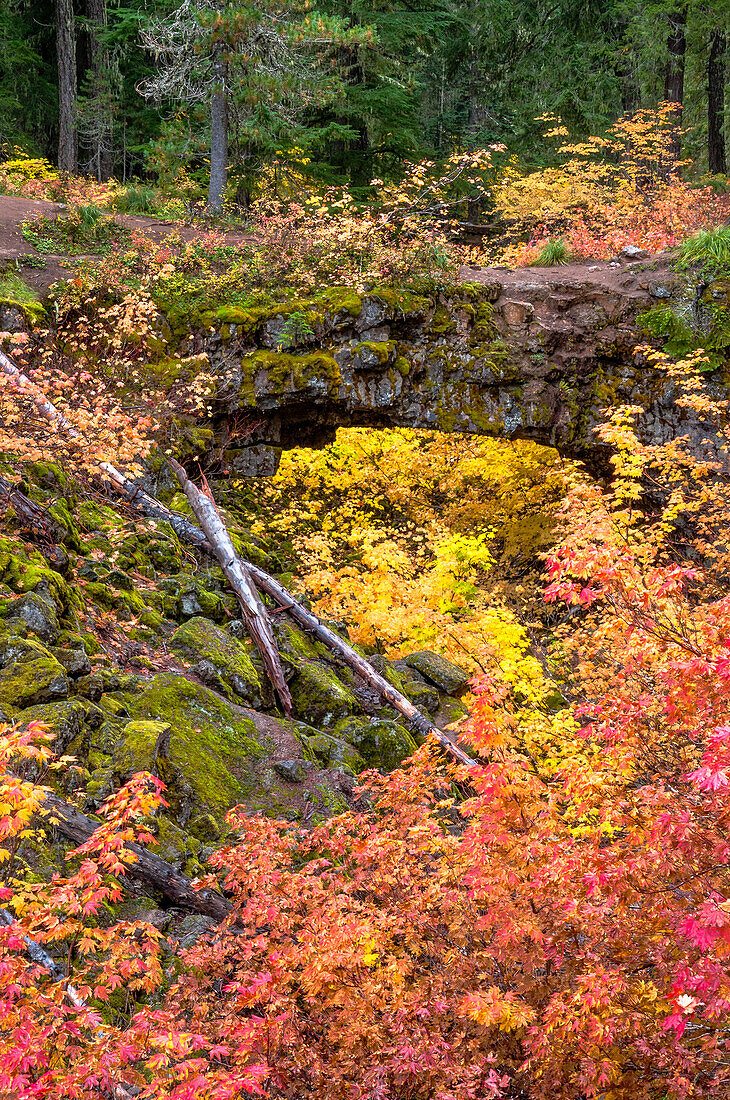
xmin=194 ymin=260 xmax=697 ymax=475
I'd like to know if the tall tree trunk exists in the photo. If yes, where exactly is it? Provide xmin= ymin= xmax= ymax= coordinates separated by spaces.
xmin=86 ymin=0 xmax=113 ymax=179
xmin=708 ymin=28 xmax=727 ymax=175
xmin=56 ymin=0 xmax=77 ymax=174
xmin=207 ymin=52 xmax=227 ymax=213
xmin=664 ymin=6 xmax=687 ymax=166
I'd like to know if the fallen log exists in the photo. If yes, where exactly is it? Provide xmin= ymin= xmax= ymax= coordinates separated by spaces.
xmin=244 ymin=563 xmax=478 ymax=767
xmin=0 ymin=346 xmax=475 ymax=765
xmin=169 ymin=458 xmax=293 ymax=716
xmin=41 ymin=789 xmax=232 ymax=923
xmin=0 ymin=472 xmax=61 ymax=542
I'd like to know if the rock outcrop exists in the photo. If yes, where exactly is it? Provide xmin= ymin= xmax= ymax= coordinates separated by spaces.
xmin=170 ymin=257 xmax=705 ymax=474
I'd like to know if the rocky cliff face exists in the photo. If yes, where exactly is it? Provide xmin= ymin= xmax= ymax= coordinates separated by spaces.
xmin=174 ymin=257 xmax=699 ymax=475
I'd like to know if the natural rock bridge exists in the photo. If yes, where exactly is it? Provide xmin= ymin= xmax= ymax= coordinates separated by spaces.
xmin=178 ymin=257 xmax=698 ymax=475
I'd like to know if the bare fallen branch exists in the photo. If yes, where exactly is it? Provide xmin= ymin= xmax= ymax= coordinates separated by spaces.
xmin=42 ymin=789 xmax=232 ymax=922
xmin=168 ymin=457 xmax=293 ymax=715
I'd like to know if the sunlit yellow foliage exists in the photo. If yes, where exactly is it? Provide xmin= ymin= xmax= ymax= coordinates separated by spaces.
xmin=249 ymin=427 xmax=568 ymax=679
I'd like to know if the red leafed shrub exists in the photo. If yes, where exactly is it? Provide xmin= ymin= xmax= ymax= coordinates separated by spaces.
xmin=4 ymin=349 xmax=730 ymax=1098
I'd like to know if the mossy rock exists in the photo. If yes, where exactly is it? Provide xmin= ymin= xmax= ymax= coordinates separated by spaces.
xmin=128 ymin=674 xmax=294 ymax=822
xmin=334 ymin=716 xmax=417 ymax=771
xmin=274 ymin=620 xmax=329 ymax=667
xmin=4 ymin=594 xmax=59 ymax=642
xmin=0 ymin=654 xmax=69 ymax=708
xmin=240 ymin=349 xmax=342 ymax=399
xmin=0 ymin=538 xmax=76 ymax=616
xmin=389 ymin=658 xmax=440 ymax=712
xmin=17 ymin=698 xmax=89 ymax=753
xmin=307 ymin=732 xmax=366 ymax=775
xmin=429 ymin=303 xmax=457 ymax=335
xmin=170 ymin=616 xmax=261 ymax=705
xmin=289 ymin=661 xmax=358 ymax=727
xmin=404 ymin=650 xmax=469 ymax=694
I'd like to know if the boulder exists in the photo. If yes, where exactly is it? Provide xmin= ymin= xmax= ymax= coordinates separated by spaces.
xmin=334 ymin=716 xmax=417 ymax=771
xmin=18 ymin=699 xmax=88 ymax=752
xmin=0 ymin=654 xmax=69 ymax=708
xmin=404 ymin=650 xmax=469 ymax=694
xmin=49 ymin=644 xmax=92 ymax=678
xmin=389 ymin=659 xmax=441 ymax=713
xmin=289 ymin=661 xmax=358 ymax=726
xmin=171 ymin=616 xmax=261 ymax=705
xmin=126 ymin=673 xmax=318 ymax=824
xmin=6 ymin=592 xmax=60 ymax=644
xmin=307 ymin=732 xmax=366 ymax=775
xmin=273 ymin=759 xmax=310 ymax=783
xmin=618 ymin=244 xmax=650 ymax=261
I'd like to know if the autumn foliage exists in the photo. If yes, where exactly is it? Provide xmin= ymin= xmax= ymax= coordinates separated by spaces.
xmin=2 ymin=345 xmax=730 ymax=1097
xmin=495 ymin=105 xmax=730 ymax=263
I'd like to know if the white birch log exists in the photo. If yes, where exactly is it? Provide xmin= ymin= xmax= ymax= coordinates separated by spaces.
xmin=168 ymin=457 xmax=293 ymax=715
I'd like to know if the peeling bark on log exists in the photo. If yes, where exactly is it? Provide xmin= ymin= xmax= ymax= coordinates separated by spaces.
xmin=41 ymin=790 xmax=232 ymax=922
xmin=168 ymin=458 xmax=293 ymax=716
xmin=0 ymin=473 xmax=61 ymax=542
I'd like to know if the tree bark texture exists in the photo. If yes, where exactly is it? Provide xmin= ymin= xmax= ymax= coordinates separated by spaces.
xmin=708 ymin=28 xmax=727 ymax=176
xmin=56 ymin=0 xmax=78 ymax=174
xmin=86 ymin=0 xmax=114 ymax=179
xmin=207 ymin=52 xmax=228 ymax=212
xmin=664 ymin=6 xmax=687 ymax=165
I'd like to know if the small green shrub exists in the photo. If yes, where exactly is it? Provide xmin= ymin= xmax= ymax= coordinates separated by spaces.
xmin=676 ymin=225 xmax=730 ymax=273
xmin=534 ymin=238 xmax=570 ymax=266
xmin=111 ymin=181 xmax=159 ymax=215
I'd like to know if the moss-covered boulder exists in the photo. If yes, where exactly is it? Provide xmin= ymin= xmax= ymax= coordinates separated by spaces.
xmin=6 ymin=591 xmax=60 ymax=643
xmin=170 ymin=617 xmax=261 ymax=705
xmin=290 ymin=661 xmax=358 ymax=726
xmin=48 ymin=644 xmax=92 ymax=678
xmin=17 ymin=699 xmax=88 ymax=752
xmin=404 ymin=650 xmax=469 ymax=694
xmin=334 ymin=716 xmax=417 ymax=771
xmin=307 ymin=731 xmax=366 ymax=775
xmin=126 ymin=673 xmax=306 ymax=823
xmin=0 ymin=652 xmax=69 ymax=709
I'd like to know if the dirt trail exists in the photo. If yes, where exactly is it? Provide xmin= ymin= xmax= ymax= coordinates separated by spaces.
xmin=0 ymin=193 xmax=675 ymax=298
xmin=0 ymin=194 xmax=255 ymax=293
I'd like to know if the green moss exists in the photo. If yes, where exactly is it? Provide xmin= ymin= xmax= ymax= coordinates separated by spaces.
xmin=289 ymin=661 xmax=358 ymax=726
xmin=274 ymin=620 xmax=327 ymax=662
xmin=318 ymin=286 xmax=363 ymax=318
xmin=333 ymin=716 xmax=417 ymax=771
xmin=215 ymin=305 xmax=258 ymax=326
xmin=307 ymin=782 xmax=350 ymax=823
xmin=0 ymin=272 xmax=45 ymax=322
xmin=0 ymin=653 xmax=69 ymax=708
xmin=0 ymin=538 xmax=76 ymax=616
xmin=467 ymin=302 xmax=496 ymax=343
xmin=307 ymin=732 xmax=366 ymax=774
xmin=240 ymin=349 xmax=342 ymax=396
xmin=394 ymin=355 xmax=411 ymax=377
xmin=129 ymin=673 xmax=270 ymax=819
xmin=428 ymin=303 xmax=457 ymax=335
xmin=353 ymin=340 xmax=395 ymax=365
xmin=171 ymin=616 xmax=261 ymax=704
